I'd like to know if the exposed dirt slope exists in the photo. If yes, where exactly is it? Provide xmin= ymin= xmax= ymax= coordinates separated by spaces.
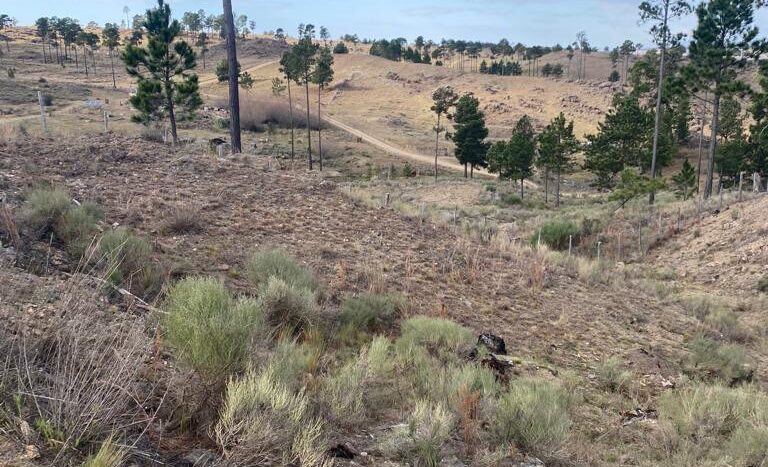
xmin=0 ymin=135 xmax=698 ymax=380
xmin=652 ymin=195 xmax=768 ymax=295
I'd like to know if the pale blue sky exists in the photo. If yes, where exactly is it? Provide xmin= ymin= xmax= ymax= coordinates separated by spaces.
xmin=4 ymin=1 xmax=768 ymax=48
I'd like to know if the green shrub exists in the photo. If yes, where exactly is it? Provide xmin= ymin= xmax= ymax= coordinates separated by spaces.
xmin=214 ymin=366 xmax=331 ymax=466
xmin=705 ymin=307 xmax=751 ymax=342
xmin=380 ymin=400 xmax=455 ymax=467
xmin=659 ymin=384 xmax=768 ymax=463
xmin=680 ymin=293 xmax=718 ymax=321
xmin=496 ymin=192 xmax=522 ymax=207
xmin=163 ymin=278 xmax=263 ymax=380
xmin=20 ymin=187 xmax=71 ymax=238
xmin=99 ymin=227 xmax=159 ymax=296
xmin=430 ymin=363 xmax=500 ymax=409
xmin=687 ymin=337 xmax=754 ymax=384
xmin=757 ymin=275 xmax=768 ymax=294
xmin=594 ymin=356 xmax=632 ymax=393
xmin=340 ymin=293 xmax=405 ymax=333
xmin=269 ymin=338 xmax=321 ymax=391
xmin=396 ymin=316 xmax=475 ymax=362
xmin=531 ymin=220 xmax=580 ymax=250
xmin=332 ymin=42 xmax=349 ymax=54
xmin=490 ymin=378 xmax=571 ymax=459
xmin=246 ymin=248 xmax=318 ymax=292
xmin=82 ymin=435 xmax=125 ymax=467
xmin=56 ymin=202 xmax=104 ymax=259
xmin=258 ymin=277 xmax=319 ymax=334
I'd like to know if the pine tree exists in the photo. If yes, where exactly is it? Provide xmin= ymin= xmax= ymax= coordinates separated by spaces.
xmin=538 ymin=112 xmax=578 ymax=206
xmin=672 ymin=158 xmax=697 ymax=199
xmin=222 ymin=0 xmax=241 ymax=153
xmin=279 ymin=51 xmax=300 ymax=160
xmin=311 ymin=47 xmax=334 ymax=171
xmin=487 ymin=115 xmax=536 ymax=198
xmin=196 ymin=32 xmax=209 ymax=69
xmin=450 ymin=93 xmax=489 ymax=179
xmin=121 ymin=0 xmax=202 ymax=144
xmin=748 ymin=59 xmax=768 ymax=175
xmin=102 ymin=23 xmax=120 ymax=88
xmin=430 ymin=86 xmax=458 ymax=179
xmin=290 ymin=26 xmax=319 ymax=169
xmin=684 ymin=0 xmax=766 ymax=199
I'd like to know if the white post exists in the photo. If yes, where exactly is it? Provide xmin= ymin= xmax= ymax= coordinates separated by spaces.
xmin=384 ymin=193 xmax=390 ymax=207
xmin=537 ymin=229 xmax=542 ymax=249
xmin=37 ymin=91 xmax=48 ymax=134
xmin=738 ymin=171 xmax=744 ymax=202
xmin=597 ymin=241 xmax=602 ymax=261
xmin=568 ymin=235 xmax=572 ymax=256
xmin=103 ymin=110 xmax=109 ymax=132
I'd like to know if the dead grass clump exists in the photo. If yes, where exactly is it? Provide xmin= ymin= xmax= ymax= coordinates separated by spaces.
xmin=680 ymin=293 xmax=719 ymax=321
xmin=160 ymin=205 xmax=202 ymax=235
xmin=489 ymin=378 xmax=571 ymax=461
xmin=139 ymin=126 xmax=165 ymax=143
xmin=0 ymin=202 xmax=20 ymax=251
xmin=705 ymin=307 xmax=753 ymax=343
xmin=9 ymin=314 xmax=150 ymax=463
xmin=239 ymin=97 xmax=320 ymax=132
xmin=163 ymin=277 xmax=264 ymax=382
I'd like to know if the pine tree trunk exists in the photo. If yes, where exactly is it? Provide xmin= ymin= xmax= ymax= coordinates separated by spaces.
xmin=41 ymin=41 xmax=47 ymax=63
xmin=305 ymin=77 xmax=313 ymax=170
xmin=464 ymin=163 xmax=468 ymax=178
xmin=168 ymin=93 xmax=178 ymax=144
xmin=83 ymin=49 xmax=89 ymax=77
xmin=110 ymin=49 xmax=116 ymax=88
xmin=470 ymin=165 xmax=474 ymax=179
xmin=520 ymin=177 xmax=525 ymax=199
xmin=434 ymin=113 xmax=440 ymax=180
xmin=287 ymin=79 xmax=295 ymax=160
xmin=74 ymin=47 xmax=79 ymax=70
xmin=223 ymin=0 xmax=241 ymax=153
xmin=649 ymin=0 xmax=669 ymax=206
xmin=318 ymin=84 xmax=323 ymax=171
xmin=704 ymin=93 xmax=721 ymax=199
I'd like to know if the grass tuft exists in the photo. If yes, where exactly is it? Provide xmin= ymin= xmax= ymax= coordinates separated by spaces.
xmin=246 ymin=248 xmax=318 ymax=292
xmin=340 ymin=292 xmax=405 ymax=333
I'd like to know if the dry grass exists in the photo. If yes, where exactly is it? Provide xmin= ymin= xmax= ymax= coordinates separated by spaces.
xmin=232 ymin=97 xmax=321 ymax=132
xmin=160 ymin=205 xmax=203 ymax=235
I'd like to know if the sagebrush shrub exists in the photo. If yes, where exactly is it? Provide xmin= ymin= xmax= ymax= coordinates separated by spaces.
xmin=594 ymin=356 xmax=633 ymax=393
xmin=99 ymin=227 xmax=160 ymax=296
xmin=246 ymin=248 xmax=318 ymax=292
xmin=380 ymin=400 xmax=455 ymax=467
xmin=396 ymin=316 xmax=475 ymax=362
xmin=490 ymin=378 xmax=571 ymax=459
xmin=659 ymin=384 xmax=768 ymax=464
xmin=258 ymin=277 xmax=319 ymax=334
xmin=164 ymin=278 xmax=263 ymax=380
xmin=20 ymin=187 xmax=71 ymax=238
xmin=687 ymin=337 xmax=754 ymax=384
xmin=530 ymin=220 xmax=580 ymax=250
xmin=57 ymin=202 xmax=104 ymax=259
xmin=340 ymin=292 xmax=405 ymax=333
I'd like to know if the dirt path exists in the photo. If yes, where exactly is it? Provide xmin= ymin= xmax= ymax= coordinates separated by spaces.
xmin=198 ymin=60 xmax=278 ymax=86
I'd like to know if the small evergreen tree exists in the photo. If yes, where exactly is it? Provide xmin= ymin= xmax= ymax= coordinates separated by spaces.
xmin=609 ymin=168 xmax=666 ymax=208
xmin=122 ymin=0 xmax=202 ymax=144
xmin=450 ymin=93 xmax=489 ymax=178
xmin=102 ymin=23 xmax=120 ymax=88
xmin=311 ymin=47 xmax=334 ymax=171
xmin=271 ymin=77 xmax=286 ymax=96
xmin=196 ymin=32 xmax=209 ymax=69
xmin=538 ymin=112 xmax=578 ymax=206
xmin=487 ymin=115 xmax=536 ymax=198
xmin=430 ymin=86 xmax=459 ymax=179
xmin=609 ymin=70 xmax=620 ymax=82
xmin=333 ymin=42 xmax=349 ymax=54
xmin=672 ymin=158 xmax=697 ymax=199
xmin=215 ymin=58 xmax=240 ymax=82
xmin=290 ymin=25 xmax=319 ymax=169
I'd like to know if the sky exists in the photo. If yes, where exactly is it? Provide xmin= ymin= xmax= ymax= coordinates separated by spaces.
xmin=4 ymin=0 xmax=768 ymax=49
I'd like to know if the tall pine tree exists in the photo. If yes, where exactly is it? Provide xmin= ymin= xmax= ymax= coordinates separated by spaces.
xmin=311 ymin=47 xmax=334 ymax=171
xmin=122 ymin=0 xmax=201 ymax=144
xmin=487 ymin=115 xmax=536 ymax=198
xmin=450 ymin=93 xmax=489 ymax=179
xmin=538 ymin=112 xmax=578 ymax=206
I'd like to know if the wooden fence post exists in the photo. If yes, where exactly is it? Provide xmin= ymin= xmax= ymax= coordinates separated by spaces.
xmin=37 ymin=91 xmax=48 ymax=134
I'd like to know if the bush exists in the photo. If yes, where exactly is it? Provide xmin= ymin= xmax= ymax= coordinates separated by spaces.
xmin=269 ymin=338 xmax=322 ymax=391
xmin=161 ymin=205 xmax=202 ymax=235
xmin=496 ymin=192 xmax=522 ymax=207
xmin=56 ymin=202 xmax=104 ymax=259
xmin=531 ymin=220 xmax=580 ymax=250
xmin=490 ymin=379 xmax=571 ymax=459
xmin=99 ymin=227 xmax=158 ymax=295
xmin=82 ymin=435 xmax=126 ymax=467
xmin=380 ymin=400 xmax=455 ymax=467
xmin=163 ymin=278 xmax=263 ymax=381
xmin=238 ymin=96 xmax=320 ymax=132
xmin=340 ymin=293 xmax=405 ymax=333
xmin=20 ymin=187 xmax=71 ymax=238
xmin=396 ymin=316 xmax=475 ymax=362
xmin=214 ymin=366 xmax=331 ymax=466
xmin=42 ymin=94 xmax=54 ymax=106
xmin=258 ymin=277 xmax=319 ymax=335
xmin=680 ymin=293 xmax=718 ymax=321
xmin=659 ymin=384 xmax=768 ymax=463
xmin=594 ymin=356 xmax=632 ymax=393
xmin=333 ymin=42 xmax=349 ymax=54
xmin=757 ymin=275 xmax=768 ymax=293
xmin=246 ymin=248 xmax=318 ymax=293
xmin=687 ymin=337 xmax=754 ymax=384
xmin=705 ymin=307 xmax=751 ymax=342
xmin=139 ymin=126 xmax=165 ymax=142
